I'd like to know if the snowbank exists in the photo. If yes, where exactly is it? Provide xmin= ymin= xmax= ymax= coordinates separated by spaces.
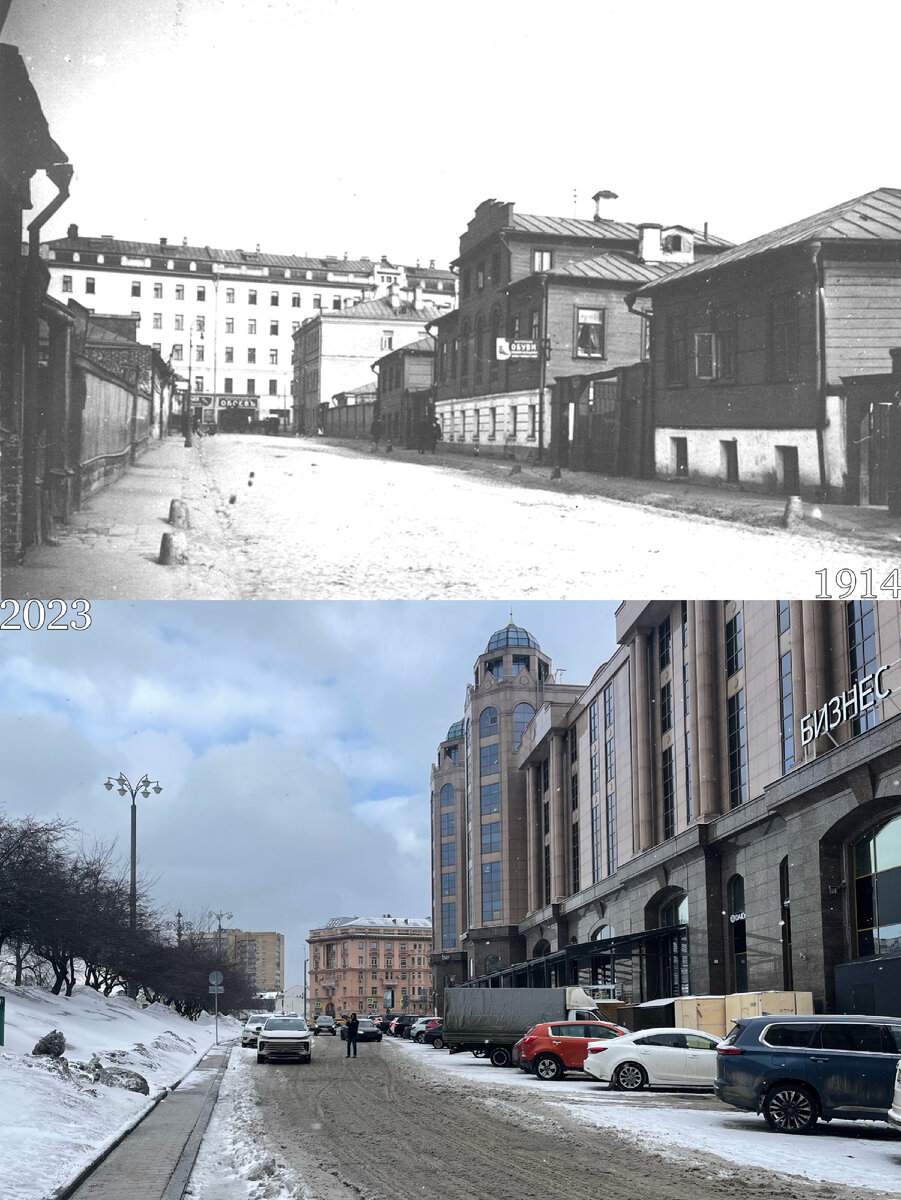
xmin=0 ymin=984 xmax=241 ymax=1200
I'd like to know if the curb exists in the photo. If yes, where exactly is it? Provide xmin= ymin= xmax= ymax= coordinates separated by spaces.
xmin=49 ymin=1041 xmax=233 ymax=1200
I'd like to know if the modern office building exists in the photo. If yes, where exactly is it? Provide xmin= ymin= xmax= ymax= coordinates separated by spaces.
xmin=430 ymin=602 xmax=901 ymax=1016
xmin=42 ymin=229 xmax=455 ymax=431
xmin=308 ymin=916 xmax=433 ymax=1018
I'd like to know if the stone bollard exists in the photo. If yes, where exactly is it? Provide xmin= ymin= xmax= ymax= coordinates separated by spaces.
xmin=782 ymin=495 xmax=804 ymax=528
xmin=168 ymin=499 xmax=191 ymax=528
xmin=159 ymin=531 xmax=189 ymax=565
xmin=509 ymin=464 xmax=522 ymax=476
xmin=550 ymin=466 xmax=562 ymax=480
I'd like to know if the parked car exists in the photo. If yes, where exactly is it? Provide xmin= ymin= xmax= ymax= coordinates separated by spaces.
xmin=241 ymin=1015 xmax=269 ymax=1047
xmin=313 ymin=1016 xmax=337 ymax=1036
xmin=583 ymin=1026 xmax=720 ymax=1090
xmin=388 ymin=1015 xmax=416 ymax=1038
xmin=424 ymin=1021 xmax=444 ymax=1048
xmin=515 ymin=1020 xmax=629 ymax=1080
xmin=256 ymin=1016 xmax=313 ymax=1064
xmin=888 ymin=1059 xmax=901 ymax=1134
xmin=409 ymin=1017 xmax=437 ymax=1043
xmin=715 ymin=1014 xmax=901 ymax=1133
xmin=340 ymin=1017 xmax=383 ymax=1042
xmin=375 ymin=1016 xmax=394 ymax=1033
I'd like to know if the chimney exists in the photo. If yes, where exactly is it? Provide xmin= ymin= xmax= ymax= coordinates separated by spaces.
xmin=592 ymin=189 xmax=618 ymax=222
xmin=890 ymin=348 xmax=901 ymax=377
xmin=413 ymin=283 xmax=425 ymax=309
xmin=637 ymin=223 xmax=664 ymax=263
xmin=67 ymin=223 xmax=79 ymax=240
xmin=429 ymin=259 xmax=435 ymax=269
xmin=160 ymin=236 xmax=167 ymax=247
xmin=182 ymin=236 xmax=188 ymax=247
xmin=387 ymin=281 xmax=401 ymax=310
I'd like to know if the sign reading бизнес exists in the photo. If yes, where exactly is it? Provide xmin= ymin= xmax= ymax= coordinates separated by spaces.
xmin=800 ymin=666 xmax=893 ymax=746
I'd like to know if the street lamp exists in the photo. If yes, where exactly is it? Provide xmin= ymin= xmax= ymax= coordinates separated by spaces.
xmin=103 ymin=772 xmax=162 ymax=998
xmin=209 ymin=909 xmax=233 ymax=961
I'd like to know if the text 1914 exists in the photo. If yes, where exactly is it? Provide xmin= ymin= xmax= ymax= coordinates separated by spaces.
xmin=814 ymin=568 xmax=901 ymax=600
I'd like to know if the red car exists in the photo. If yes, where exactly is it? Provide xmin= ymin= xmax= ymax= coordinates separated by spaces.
xmin=515 ymin=1020 xmax=629 ymax=1081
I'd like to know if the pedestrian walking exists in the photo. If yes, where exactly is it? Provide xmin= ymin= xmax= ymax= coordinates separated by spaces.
xmin=429 ymin=417 xmax=442 ymax=453
xmin=370 ymin=417 xmax=384 ymax=451
xmin=345 ymin=1012 xmax=359 ymax=1057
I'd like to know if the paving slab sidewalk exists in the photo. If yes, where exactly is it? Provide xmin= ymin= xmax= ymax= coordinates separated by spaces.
xmin=59 ymin=1044 xmax=231 ymax=1200
xmin=2 ymin=438 xmax=238 ymax=602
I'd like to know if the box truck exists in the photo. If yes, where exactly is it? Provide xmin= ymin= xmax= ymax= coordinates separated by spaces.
xmin=443 ymin=986 xmax=603 ymax=1067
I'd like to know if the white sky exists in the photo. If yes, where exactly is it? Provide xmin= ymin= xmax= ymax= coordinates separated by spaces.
xmin=0 ymin=600 xmax=619 ymax=987
xmin=8 ymin=0 xmax=901 ymax=266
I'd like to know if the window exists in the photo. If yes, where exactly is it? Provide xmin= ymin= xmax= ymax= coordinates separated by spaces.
xmin=269 ymin=379 xmax=278 ymax=395
xmin=667 ymin=316 xmax=687 ymax=385
xmin=727 ymin=690 xmax=748 ymax=807
xmin=480 ymin=782 xmax=500 ymax=815
xmin=131 ymin=280 xmax=141 ymax=297
xmin=194 ymin=376 xmax=204 ymax=392
xmin=225 ymin=347 xmax=234 ymax=363
xmin=852 ymin=814 xmax=901 ymax=957
xmin=777 ymin=600 xmax=790 ymax=635
xmin=175 ymin=314 xmax=184 ymax=330
xmin=479 ymin=706 xmax=498 ymax=736
xmin=441 ymin=841 xmax=455 ymax=867
xmin=440 ymin=812 xmax=455 ymax=837
xmin=729 ymin=876 xmax=748 ymax=990
xmin=175 ymin=284 xmax=184 ymax=301
xmin=512 ymin=655 xmax=530 ymax=677
xmin=591 ymin=806 xmax=601 ymax=884
xmin=380 ymin=330 xmax=393 ymax=351
xmin=224 ymin=378 xmax=233 ymax=393
xmin=589 ymin=700 xmax=599 ymax=744
xmin=481 ymin=822 xmax=500 ymax=854
xmin=172 ymin=344 xmax=183 ymax=361
xmin=485 ymin=657 xmax=503 ymax=681
xmin=195 ymin=345 xmax=204 ymax=362
xmin=85 ymin=277 xmax=95 ymax=294
xmin=441 ymin=902 xmax=456 ymax=948
xmin=226 ymin=288 xmax=234 ymax=303
xmin=659 ymin=614 xmax=672 ymax=671
xmin=292 ymin=292 xmax=300 ymax=307
xmin=153 ymin=282 xmax=163 ymax=299
xmin=441 ymin=872 xmax=455 ymax=897
xmin=475 ymin=261 xmax=485 ymax=290
xmin=225 ymin=317 xmax=234 ymax=334
xmin=780 ymin=651 xmax=794 ymax=772
xmin=152 ymin=313 xmax=162 ymax=329
xmin=725 ymin=612 xmax=743 ymax=677
xmin=662 ymin=746 xmax=675 ymax=840
xmin=269 ymin=350 xmax=278 ymax=365
xmin=247 ymin=378 xmax=256 ymax=394
xmin=590 ymin=752 xmax=599 ymax=795
xmin=848 ymin=600 xmax=879 ymax=737
xmin=313 ymin=294 xmax=322 ymax=308
xmin=271 ymin=291 xmax=279 ymax=305
xmin=248 ymin=319 xmax=256 ymax=335
xmin=197 ymin=286 xmax=205 ymax=301
xmin=249 ymin=289 xmax=257 ymax=305
xmin=61 ymin=274 xmax=73 ymax=293
xmin=532 ymin=249 xmax=553 ymax=272
xmin=512 ymin=703 xmax=535 ymax=750
xmin=575 ymin=308 xmax=606 ymax=358
xmin=660 ymin=681 xmax=673 ymax=734
xmin=196 ymin=316 xmax=205 ymax=332
xmin=529 ymin=310 xmax=540 ymax=342
xmin=332 ymin=295 xmax=342 ymax=310
xmin=694 ymin=313 xmax=736 ymax=381
xmin=769 ymin=292 xmax=798 ymax=379
xmin=247 ymin=348 xmax=256 ymax=364
xmin=606 ymin=793 xmax=617 ymax=873
xmin=480 ymin=742 xmax=499 ymax=775
xmin=481 ymin=861 xmax=501 ymax=922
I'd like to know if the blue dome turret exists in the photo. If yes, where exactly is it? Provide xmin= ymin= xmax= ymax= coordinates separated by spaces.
xmin=485 ymin=622 xmax=540 ymax=653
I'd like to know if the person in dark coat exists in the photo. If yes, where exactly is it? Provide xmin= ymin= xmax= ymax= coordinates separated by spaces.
xmin=345 ymin=1012 xmax=359 ymax=1057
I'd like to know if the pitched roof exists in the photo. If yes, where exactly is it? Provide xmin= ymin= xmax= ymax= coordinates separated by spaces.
xmin=324 ymin=298 xmax=440 ymax=321
xmin=322 ymin=915 xmax=432 ymax=930
xmin=512 ymin=211 xmax=732 ymax=250
xmin=632 ymin=187 xmax=901 ymax=294
xmin=533 ymin=250 xmax=688 ymax=286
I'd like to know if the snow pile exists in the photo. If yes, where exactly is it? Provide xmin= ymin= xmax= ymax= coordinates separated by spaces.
xmin=188 ymin=1051 xmax=301 ymax=1199
xmin=0 ymin=984 xmax=240 ymax=1200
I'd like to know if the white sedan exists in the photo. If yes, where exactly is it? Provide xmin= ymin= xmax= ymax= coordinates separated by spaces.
xmin=583 ymin=1026 xmax=721 ymax=1090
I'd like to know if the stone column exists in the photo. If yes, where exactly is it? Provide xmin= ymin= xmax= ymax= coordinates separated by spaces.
xmin=693 ymin=601 xmax=719 ymax=818
xmin=549 ymin=733 xmax=566 ymax=901
xmin=631 ymin=633 xmax=654 ymax=851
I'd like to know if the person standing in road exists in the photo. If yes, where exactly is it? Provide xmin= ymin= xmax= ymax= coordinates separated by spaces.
xmin=345 ymin=1012 xmax=359 ymax=1057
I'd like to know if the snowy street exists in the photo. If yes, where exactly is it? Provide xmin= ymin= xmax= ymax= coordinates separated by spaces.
xmin=190 ymin=1032 xmax=900 ymax=1200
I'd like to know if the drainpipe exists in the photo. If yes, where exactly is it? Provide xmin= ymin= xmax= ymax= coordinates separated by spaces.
xmin=627 ymin=292 xmax=654 ymax=478
xmin=538 ymin=272 xmax=549 ymax=464
xmin=27 ymin=163 xmax=74 ymax=261
xmin=810 ymin=242 xmax=828 ymax=497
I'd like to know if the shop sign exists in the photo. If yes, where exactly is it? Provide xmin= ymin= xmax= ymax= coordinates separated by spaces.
xmin=496 ymin=338 xmax=540 ymax=360
xmin=218 ymin=396 xmax=258 ymax=409
xmin=729 ymin=911 xmax=746 ymax=924
xmin=800 ymin=666 xmax=892 ymax=746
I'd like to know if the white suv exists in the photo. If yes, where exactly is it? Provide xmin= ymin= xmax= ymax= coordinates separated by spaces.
xmin=257 ymin=1016 xmax=313 ymax=1064
xmin=241 ymin=1015 xmax=269 ymax=1047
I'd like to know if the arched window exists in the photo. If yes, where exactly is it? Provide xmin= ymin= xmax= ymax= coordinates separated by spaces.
xmin=852 ymin=813 xmax=901 ymax=956
xmin=728 ymin=875 xmax=748 ymax=991
xmin=440 ymin=784 xmax=454 ymax=808
xmin=474 ymin=314 xmax=484 ymax=380
xmin=479 ymin=707 xmax=498 ymax=738
xmin=659 ymin=894 xmax=687 ymax=927
xmin=590 ymin=923 xmax=614 ymax=941
xmin=533 ymin=938 xmax=551 ymax=957
xmin=513 ymin=702 xmax=535 ymax=750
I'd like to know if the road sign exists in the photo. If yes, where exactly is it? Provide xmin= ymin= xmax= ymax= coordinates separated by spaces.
xmin=208 ymin=970 xmax=224 ymax=985
xmin=208 ymin=985 xmax=224 ymax=994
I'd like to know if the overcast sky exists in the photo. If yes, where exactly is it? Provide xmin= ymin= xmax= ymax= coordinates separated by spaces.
xmin=0 ymin=600 xmax=618 ymax=987
xmin=7 ymin=0 xmax=899 ymax=267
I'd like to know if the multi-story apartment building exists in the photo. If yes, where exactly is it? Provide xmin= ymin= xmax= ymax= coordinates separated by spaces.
xmin=308 ymin=916 xmax=433 ymax=1019
xmin=429 ymin=198 xmax=730 ymax=459
xmin=292 ymin=295 xmax=441 ymax=434
xmin=42 ymin=228 xmax=455 ymax=431
xmin=430 ymin=602 xmax=901 ymax=1017
xmin=200 ymin=927 xmax=285 ymax=993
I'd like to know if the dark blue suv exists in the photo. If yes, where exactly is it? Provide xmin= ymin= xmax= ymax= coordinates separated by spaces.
xmin=715 ymin=1014 xmax=901 ymax=1133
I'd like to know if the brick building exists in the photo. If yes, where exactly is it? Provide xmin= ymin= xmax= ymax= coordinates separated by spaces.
xmin=308 ymin=916 xmax=433 ymax=1019
xmin=430 ymin=602 xmax=901 ymax=1017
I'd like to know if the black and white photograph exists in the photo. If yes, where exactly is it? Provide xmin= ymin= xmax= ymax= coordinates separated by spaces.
xmin=2 ymin=2 xmax=901 ymax=1199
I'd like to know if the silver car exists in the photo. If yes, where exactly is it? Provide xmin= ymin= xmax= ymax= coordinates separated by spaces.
xmin=241 ymin=1015 xmax=269 ymax=1047
xmin=257 ymin=1016 xmax=313 ymax=1064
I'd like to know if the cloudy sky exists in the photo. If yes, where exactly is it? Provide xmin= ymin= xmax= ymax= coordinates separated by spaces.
xmin=7 ymin=0 xmax=899 ymax=267
xmin=0 ymin=600 xmax=618 ymax=986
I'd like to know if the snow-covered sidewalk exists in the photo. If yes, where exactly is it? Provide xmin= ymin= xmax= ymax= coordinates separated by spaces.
xmin=0 ymin=984 xmax=240 ymax=1200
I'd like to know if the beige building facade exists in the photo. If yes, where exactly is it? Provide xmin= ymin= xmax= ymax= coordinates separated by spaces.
xmin=201 ymin=927 xmax=285 ymax=993
xmin=308 ymin=916 xmax=433 ymax=1019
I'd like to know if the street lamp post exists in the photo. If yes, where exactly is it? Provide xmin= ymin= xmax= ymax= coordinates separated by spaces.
xmin=103 ymin=772 xmax=162 ymax=998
